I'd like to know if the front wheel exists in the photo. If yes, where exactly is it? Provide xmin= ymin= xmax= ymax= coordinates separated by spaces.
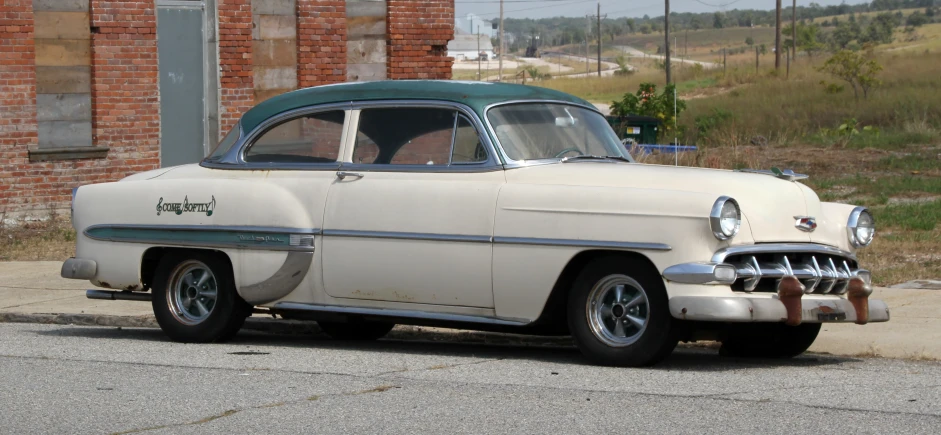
xmin=152 ymin=251 xmax=252 ymax=343
xmin=567 ymin=257 xmax=678 ymax=367
xmin=720 ymin=323 xmax=821 ymax=358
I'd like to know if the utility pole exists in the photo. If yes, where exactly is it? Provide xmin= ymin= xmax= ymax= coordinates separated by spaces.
xmin=498 ymin=0 xmax=504 ymax=82
xmin=664 ymin=0 xmax=671 ymax=84
xmin=791 ymin=0 xmax=797 ymax=64
xmin=755 ymin=45 xmax=759 ymax=74
xmin=775 ymin=0 xmax=782 ymax=71
xmin=477 ymin=25 xmax=481 ymax=81
xmin=585 ymin=15 xmax=591 ymax=74
xmin=596 ymin=3 xmax=604 ymax=76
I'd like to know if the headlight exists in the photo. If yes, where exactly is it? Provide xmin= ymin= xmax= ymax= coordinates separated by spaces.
xmin=710 ymin=196 xmax=741 ymax=240
xmin=848 ymin=207 xmax=875 ymax=247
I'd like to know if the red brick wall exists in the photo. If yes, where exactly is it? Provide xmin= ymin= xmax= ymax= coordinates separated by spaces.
xmin=218 ymin=0 xmax=253 ymax=136
xmin=0 ymin=0 xmax=160 ymax=217
xmin=297 ymin=0 xmax=346 ymax=88
xmin=0 ymin=0 xmax=37 ymax=213
xmin=387 ymin=0 xmax=454 ymax=80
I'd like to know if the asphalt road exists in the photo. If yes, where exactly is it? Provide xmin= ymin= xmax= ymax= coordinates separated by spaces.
xmin=2 ymin=323 xmax=940 ymax=434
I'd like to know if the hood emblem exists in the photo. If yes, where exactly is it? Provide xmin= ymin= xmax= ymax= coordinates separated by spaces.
xmin=794 ymin=216 xmax=817 ymax=232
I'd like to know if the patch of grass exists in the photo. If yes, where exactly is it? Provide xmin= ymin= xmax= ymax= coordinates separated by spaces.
xmin=0 ymin=210 xmax=76 ymax=262
xmin=875 ymin=200 xmax=941 ymax=231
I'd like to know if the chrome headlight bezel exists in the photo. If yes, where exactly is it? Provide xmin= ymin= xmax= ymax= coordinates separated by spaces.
xmin=710 ymin=196 xmax=741 ymax=241
xmin=847 ymin=206 xmax=875 ymax=248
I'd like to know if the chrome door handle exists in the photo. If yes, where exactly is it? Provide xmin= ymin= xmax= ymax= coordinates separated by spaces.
xmin=336 ymin=171 xmax=364 ymax=180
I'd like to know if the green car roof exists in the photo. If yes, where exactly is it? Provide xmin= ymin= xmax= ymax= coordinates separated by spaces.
xmin=239 ymin=80 xmax=594 ymax=133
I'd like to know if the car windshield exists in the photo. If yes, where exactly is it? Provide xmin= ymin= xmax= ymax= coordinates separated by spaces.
xmin=204 ymin=124 xmax=241 ymax=162
xmin=487 ymin=103 xmax=631 ymax=162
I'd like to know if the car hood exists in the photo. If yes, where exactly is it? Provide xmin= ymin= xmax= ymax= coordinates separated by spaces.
xmin=504 ymin=162 xmax=817 ymax=243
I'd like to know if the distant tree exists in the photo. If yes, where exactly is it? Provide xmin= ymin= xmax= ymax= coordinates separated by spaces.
xmin=610 ymin=83 xmax=686 ymax=141
xmin=759 ymin=43 xmax=768 ymax=55
xmin=927 ymin=7 xmax=936 ymax=17
xmin=818 ymin=50 xmax=882 ymax=100
xmin=690 ymin=16 xmax=704 ymax=30
xmin=745 ymin=36 xmax=755 ymax=45
xmin=625 ymin=18 xmax=636 ymax=33
xmin=713 ymin=12 xmax=725 ymax=29
xmin=906 ymin=11 xmax=930 ymax=26
xmin=640 ymin=23 xmax=653 ymax=34
xmin=861 ymin=12 xmax=900 ymax=44
xmin=831 ymin=20 xmax=862 ymax=49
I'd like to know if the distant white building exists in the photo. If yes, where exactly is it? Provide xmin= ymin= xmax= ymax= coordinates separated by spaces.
xmin=447 ymin=33 xmax=495 ymax=62
xmin=457 ymin=13 xmax=496 ymax=38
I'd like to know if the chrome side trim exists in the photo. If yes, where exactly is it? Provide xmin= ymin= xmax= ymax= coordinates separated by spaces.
xmin=240 ymin=251 xmax=313 ymax=304
xmin=493 ymin=237 xmax=671 ymax=251
xmin=711 ymin=243 xmax=855 ymax=263
xmin=735 ymin=168 xmax=809 ymax=181
xmin=273 ymin=302 xmax=530 ymax=326
xmin=84 ymin=224 xmax=320 ymax=252
xmin=322 ymin=229 xmax=492 ymax=244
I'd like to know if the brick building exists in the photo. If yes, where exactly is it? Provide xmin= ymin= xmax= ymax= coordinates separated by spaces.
xmin=0 ymin=0 xmax=454 ymax=218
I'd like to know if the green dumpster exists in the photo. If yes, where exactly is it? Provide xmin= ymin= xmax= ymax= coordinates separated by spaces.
xmin=605 ymin=115 xmax=661 ymax=145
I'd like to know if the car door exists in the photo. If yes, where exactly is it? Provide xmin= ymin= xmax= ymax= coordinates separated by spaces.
xmin=321 ymin=103 xmax=504 ymax=308
xmin=227 ymin=106 xmax=349 ymax=304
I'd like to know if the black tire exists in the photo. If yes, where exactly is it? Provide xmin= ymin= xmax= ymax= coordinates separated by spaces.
xmin=719 ymin=323 xmax=821 ymax=359
xmin=152 ymin=251 xmax=252 ymax=343
xmin=567 ymin=256 xmax=678 ymax=367
xmin=318 ymin=320 xmax=395 ymax=341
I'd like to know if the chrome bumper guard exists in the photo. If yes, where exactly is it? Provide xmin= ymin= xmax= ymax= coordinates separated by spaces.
xmin=669 ymin=295 xmax=890 ymax=324
xmin=61 ymin=258 xmax=97 ymax=280
xmin=663 ymin=244 xmax=884 ymax=325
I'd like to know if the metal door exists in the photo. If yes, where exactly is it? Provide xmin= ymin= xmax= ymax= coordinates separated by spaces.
xmin=157 ymin=1 xmax=206 ymax=167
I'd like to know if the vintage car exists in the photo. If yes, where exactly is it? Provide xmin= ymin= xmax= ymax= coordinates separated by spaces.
xmin=61 ymin=80 xmax=887 ymax=366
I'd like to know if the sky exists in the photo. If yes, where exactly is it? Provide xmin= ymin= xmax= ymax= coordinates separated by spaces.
xmin=455 ymin=0 xmax=872 ymax=21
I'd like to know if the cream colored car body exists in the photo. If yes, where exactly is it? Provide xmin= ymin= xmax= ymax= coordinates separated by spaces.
xmin=65 ymin=95 xmax=887 ymax=330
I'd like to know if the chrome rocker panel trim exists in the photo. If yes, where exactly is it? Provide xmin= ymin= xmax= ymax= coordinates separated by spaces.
xmin=83 ymin=224 xmax=319 ymax=252
xmin=273 ymin=302 xmax=531 ymax=327
xmin=669 ymin=295 xmax=890 ymax=323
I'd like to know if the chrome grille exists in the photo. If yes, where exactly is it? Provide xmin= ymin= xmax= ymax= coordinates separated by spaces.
xmin=725 ymin=251 xmax=860 ymax=294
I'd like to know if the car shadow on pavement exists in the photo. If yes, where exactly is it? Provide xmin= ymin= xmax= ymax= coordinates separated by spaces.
xmin=31 ymin=324 xmax=861 ymax=371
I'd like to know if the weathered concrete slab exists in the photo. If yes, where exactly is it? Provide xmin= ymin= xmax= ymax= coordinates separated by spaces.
xmin=346 ymin=0 xmax=386 ymax=18
xmin=34 ymin=39 xmax=91 ymax=67
xmin=35 ymin=66 xmax=91 ymax=93
xmin=37 ymin=120 xmax=92 ymax=148
xmin=258 ymin=14 xmax=297 ymax=40
xmin=254 ymin=87 xmax=293 ymax=104
xmin=251 ymin=0 xmax=296 ymax=16
xmin=252 ymin=39 xmax=298 ymax=67
xmin=36 ymin=93 xmax=92 ymax=122
xmin=33 ymin=12 xmax=90 ymax=40
xmin=253 ymin=66 xmax=297 ymax=90
xmin=32 ymin=0 xmax=88 ymax=12
xmin=347 ymin=39 xmax=386 ymax=64
xmin=347 ymin=15 xmax=386 ymax=37
xmin=347 ymin=62 xmax=386 ymax=82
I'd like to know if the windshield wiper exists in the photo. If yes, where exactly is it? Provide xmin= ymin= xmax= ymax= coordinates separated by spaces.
xmin=561 ymin=155 xmax=631 ymax=163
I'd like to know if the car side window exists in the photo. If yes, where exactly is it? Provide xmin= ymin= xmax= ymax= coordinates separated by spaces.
xmin=243 ymin=110 xmax=345 ymax=163
xmin=352 ymin=107 xmax=488 ymax=166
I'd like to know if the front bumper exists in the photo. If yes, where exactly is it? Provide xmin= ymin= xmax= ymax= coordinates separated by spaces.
xmin=669 ymin=295 xmax=890 ymax=324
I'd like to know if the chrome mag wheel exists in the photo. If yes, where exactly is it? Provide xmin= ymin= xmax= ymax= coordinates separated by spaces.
xmin=586 ymin=275 xmax=650 ymax=347
xmin=166 ymin=260 xmax=218 ymax=325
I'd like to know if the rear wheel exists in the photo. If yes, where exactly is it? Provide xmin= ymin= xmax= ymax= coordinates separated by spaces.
xmin=318 ymin=320 xmax=395 ymax=341
xmin=152 ymin=251 xmax=251 ymax=343
xmin=567 ymin=257 xmax=677 ymax=367
xmin=719 ymin=323 xmax=821 ymax=358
